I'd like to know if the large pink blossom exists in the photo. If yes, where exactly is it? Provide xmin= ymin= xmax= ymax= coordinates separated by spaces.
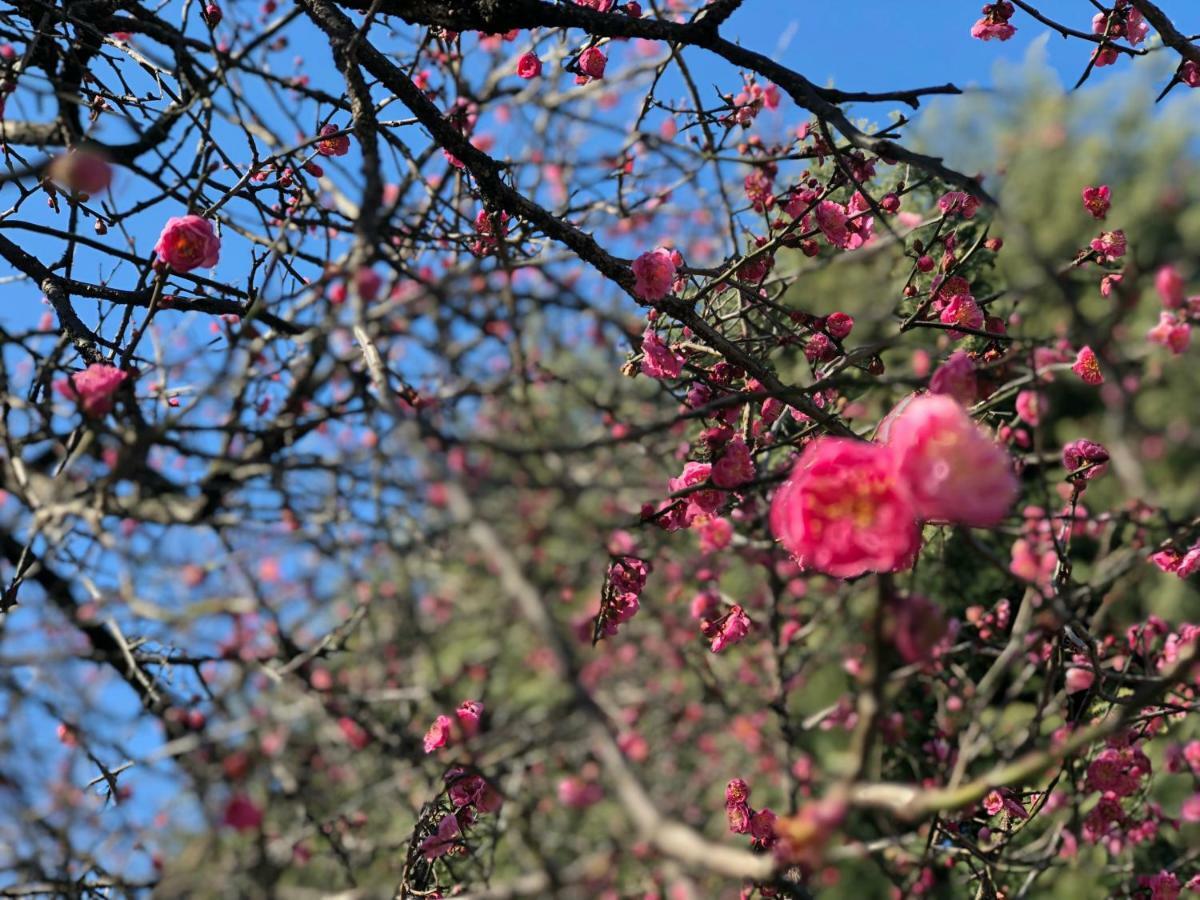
xmin=884 ymin=394 xmax=1018 ymax=527
xmin=54 ymin=364 xmax=128 ymax=417
xmin=769 ymin=438 xmax=920 ymax=578
xmin=154 ymin=214 xmax=220 ymax=272
xmin=631 ymin=247 xmax=677 ymax=301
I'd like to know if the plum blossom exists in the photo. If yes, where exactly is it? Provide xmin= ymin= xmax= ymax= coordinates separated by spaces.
xmin=420 ymin=814 xmax=462 ymax=860
xmin=316 ymin=123 xmax=350 ymax=156
xmin=1155 ymin=265 xmax=1185 ymax=308
xmin=640 ymin=327 xmax=683 ymax=379
xmin=937 ymin=190 xmax=980 ymax=219
xmin=223 ymin=794 xmax=263 ymax=832
xmin=702 ymin=604 xmax=750 ymax=652
xmin=711 ymin=437 xmax=755 ymax=489
xmin=770 ymin=438 xmax=920 ymax=578
xmin=155 ymin=214 xmax=220 ymax=271
xmin=631 ymin=247 xmax=677 ymax=301
xmin=1082 ymin=184 xmax=1111 ymax=219
xmin=577 ymin=46 xmax=606 ymax=80
xmin=885 ymin=394 xmax=1018 ymax=527
xmin=424 ymin=714 xmax=453 ymax=753
xmin=516 ymin=51 xmax=541 ymax=79
xmin=971 ymin=2 xmax=1016 ymax=41
xmin=55 ymin=364 xmax=128 ymax=417
xmin=1090 ymin=229 xmax=1126 ymax=262
xmin=929 ymin=350 xmax=977 ymax=405
xmin=1072 ymin=346 xmax=1104 ymax=385
xmin=1063 ymin=439 xmax=1110 ymax=482
xmin=48 ymin=149 xmax=112 ymax=195
xmin=939 ymin=293 xmax=984 ymax=338
xmin=1148 ymin=312 xmax=1191 ymax=355
xmin=456 ymin=700 xmax=484 ymax=738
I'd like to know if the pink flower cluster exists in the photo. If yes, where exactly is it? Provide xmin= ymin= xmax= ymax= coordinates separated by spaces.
xmin=771 ymin=394 xmax=1018 ymax=578
xmin=423 ymin=699 xmax=485 ymax=753
xmin=814 ymin=195 xmax=873 ymax=251
xmin=594 ymin=554 xmax=650 ymax=638
xmin=724 ymin=778 xmax=777 ymax=851
xmin=54 ymin=363 xmax=128 ymax=417
xmin=420 ymin=767 xmax=503 ymax=860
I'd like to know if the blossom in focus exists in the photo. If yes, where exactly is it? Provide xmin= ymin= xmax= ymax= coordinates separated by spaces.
xmin=885 ymin=394 xmax=1018 ymax=527
xmin=1063 ymin=439 xmax=1110 ymax=482
xmin=154 ymin=214 xmax=221 ymax=272
xmin=770 ymin=438 xmax=920 ymax=578
xmin=54 ymin=364 xmax=128 ymax=417
xmin=702 ymin=604 xmax=750 ymax=653
xmin=631 ymin=248 xmax=677 ymax=301
xmin=640 ymin=327 xmax=683 ymax=378
xmin=516 ymin=51 xmax=542 ymax=79
xmin=1072 ymin=346 xmax=1104 ymax=385
xmin=316 ymin=123 xmax=350 ymax=156
xmin=420 ymin=814 xmax=462 ymax=860
xmin=578 ymin=46 xmax=607 ymax=80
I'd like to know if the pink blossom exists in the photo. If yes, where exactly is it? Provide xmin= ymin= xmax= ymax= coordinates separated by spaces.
xmin=1015 ymin=390 xmax=1044 ymax=426
xmin=641 ymin=328 xmax=683 ymax=379
xmin=937 ymin=190 xmax=980 ymax=218
xmin=971 ymin=2 xmax=1016 ymax=41
xmin=1081 ymin=184 xmax=1111 ymax=220
xmin=939 ymin=293 xmax=984 ymax=338
xmin=337 ymin=716 xmax=370 ymax=749
xmin=516 ymin=51 xmax=541 ymax=79
xmin=1090 ymin=229 xmax=1126 ymax=262
xmin=424 ymin=714 xmax=453 ymax=753
xmin=420 ymin=814 xmax=462 ymax=860
xmin=1141 ymin=872 xmax=1181 ymax=900
xmin=770 ymin=438 xmax=920 ymax=578
xmin=578 ymin=46 xmax=606 ymax=79
xmin=825 ymin=312 xmax=854 ymax=340
xmin=814 ymin=200 xmax=867 ymax=251
xmin=1183 ymin=61 xmax=1200 ymax=88
xmin=631 ymin=247 xmax=677 ymax=301
xmin=557 ymin=776 xmax=603 ymax=808
xmin=929 ymin=350 xmax=977 ymax=405
xmin=1180 ymin=793 xmax=1200 ymax=824
xmin=1147 ymin=312 xmax=1191 ymax=355
xmin=154 ymin=214 xmax=221 ymax=272
xmin=1063 ymin=439 xmax=1110 ymax=482
xmin=703 ymin=604 xmax=750 ymax=653
xmin=54 ymin=364 xmax=128 ymax=417
xmin=1071 ymin=346 xmax=1104 ymax=385
xmin=711 ymin=437 xmax=754 ymax=489
xmin=885 ymin=394 xmax=1018 ymax=527
xmin=1155 ymin=265 xmax=1185 ymax=308
xmin=48 ymin=149 xmax=113 ymax=195
xmin=456 ymin=700 xmax=483 ymax=738
xmin=316 ymin=123 xmax=350 ymax=156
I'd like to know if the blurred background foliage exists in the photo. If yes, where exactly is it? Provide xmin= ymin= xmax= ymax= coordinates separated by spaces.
xmin=150 ymin=50 xmax=1200 ymax=899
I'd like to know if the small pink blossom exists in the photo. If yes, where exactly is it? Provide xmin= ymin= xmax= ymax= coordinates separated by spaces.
xmin=578 ymin=46 xmax=606 ymax=79
xmin=154 ymin=214 xmax=221 ymax=272
xmin=424 ymin=714 xmax=453 ymax=753
xmin=557 ymin=776 xmax=603 ymax=808
xmin=1155 ymin=265 xmax=1185 ymax=308
xmin=939 ymin=293 xmax=984 ymax=338
xmin=1090 ymin=229 xmax=1126 ymax=262
xmin=640 ymin=328 xmax=683 ymax=379
xmin=711 ymin=437 xmax=755 ymax=489
xmin=929 ymin=350 xmax=977 ymax=405
xmin=54 ymin=364 xmax=129 ymax=417
xmin=316 ymin=123 xmax=350 ymax=157
xmin=1081 ymin=184 xmax=1111 ymax=219
xmin=1181 ymin=60 xmax=1200 ymax=88
xmin=702 ymin=604 xmax=750 ymax=653
xmin=885 ymin=394 xmax=1018 ymax=528
xmin=937 ymin=190 xmax=980 ymax=218
xmin=1147 ymin=312 xmax=1191 ymax=355
xmin=631 ymin=247 xmax=677 ymax=301
xmin=456 ymin=700 xmax=483 ymax=738
xmin=516 ymin=51 xmax=541 ymax=79
xmin=770 ymin=438 xmax=920 ymax=578
xmin=971 ymin=2 xmax=1016 ymax=41
xmin=1071 ymin=346 xmax=1104 ymax=385
xmin=1063 ymin=439 xmax=1110 ymax=482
